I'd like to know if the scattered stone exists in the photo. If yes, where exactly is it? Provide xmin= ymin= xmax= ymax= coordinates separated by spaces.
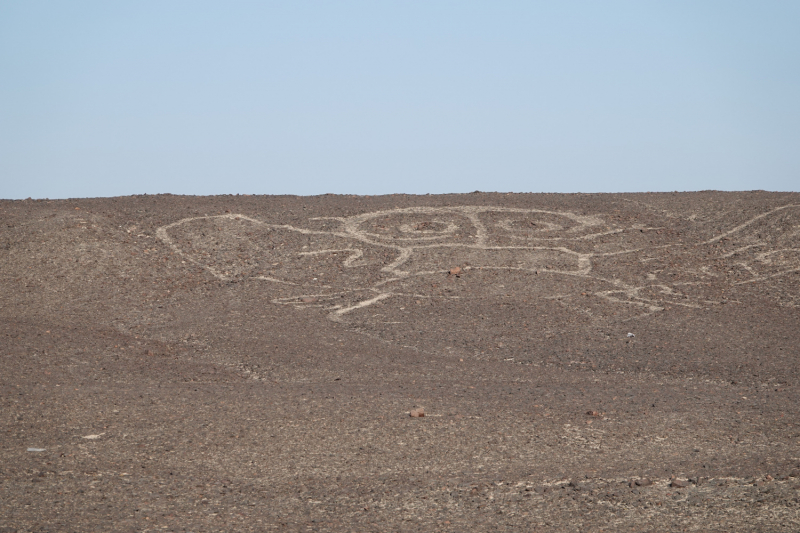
xmin=570 ymin=481 xmax=594 ymax=492
xmin=449 ymin=267 xmax=462 ymax=276
xmin=410 ymin=408 xmax=425 ymax=418
xmin=586 ymin=410 xmax=601 ymax=417
xmin=635 ymin=478 xmax=653 ymax=487
xmin=671 ymin=479 xmax=690 ymax=488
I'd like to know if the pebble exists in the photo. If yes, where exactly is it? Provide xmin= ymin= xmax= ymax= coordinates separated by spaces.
xmin=409 ymin=408 xmax=425 ymax=418
xmin=635 ymin=478 xmax=653 ymax=487
xmin=671 ymin=479 xmax=690 ymax=488
xmin=449 ymin=267 xmax=462 ymax=276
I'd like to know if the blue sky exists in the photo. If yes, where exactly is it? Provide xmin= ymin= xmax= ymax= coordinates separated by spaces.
xmin=1 ymin=1 xmax=798 ymax=199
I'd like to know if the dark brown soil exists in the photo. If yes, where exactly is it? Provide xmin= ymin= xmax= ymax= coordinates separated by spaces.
xmin=2 ymin=192 xmax=799 ymax=531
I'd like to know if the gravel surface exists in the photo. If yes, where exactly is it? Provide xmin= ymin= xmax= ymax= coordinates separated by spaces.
xmin=2 ymin=191 xmax=799 ymax=531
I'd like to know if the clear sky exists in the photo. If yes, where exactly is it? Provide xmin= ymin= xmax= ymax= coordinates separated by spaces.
xmin=1 ymin=1 xmax=798 ymax=199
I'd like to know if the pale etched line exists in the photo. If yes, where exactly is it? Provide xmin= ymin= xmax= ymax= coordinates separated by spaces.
xmin=735 ymin=268 xmax=800 ymax=285
xmin=735 ymin=262 xmax=758 ymax=277
xmin=252 ymin=276 xmax=296 ymax=285
xmin=361 ymin=220 xmax=459 ymax=241
xmin=718 ymin=244 xmax=765 ymax=259
xmin=398 ymin=221 xmax=457 ymax=235
xmin=476 ymin=265 xmax=592 ymax=276
xmin=298 ymin=248 xmax=364 ymax=267
xmin=341 ymin=205 xmax=601 ymax=225
xmin=380 ymin=242 xmax=601 ymax=277
xmin=374 ymin=247 xmax=412 ymax=275
xmin=267 ymin=223 xmax=363 ymax=241
xmin=591 ymin=248 xmax=645 ymax=258
xmin=380 ymin=268 xmax=452 ymax=279
xmin=700 ymin=204 xmax=800 ymax=245
xmin=752 ymin=248 xmax=800 ymax=263
xmin=569 ymin=228 xmax=625 ymax=240
xmin=271 ymin=290 xmax=374 ymax=304
xmin=156 ymin=217 xmax=233 ymax=281
xmin=388 ymin=292 xmax=441 ymax=300
xmin=617 ymin=197 xmax=693 ymax=220
xmin=372 ymin=267 xmax=479 ymax=288
xmin=496 ymin=219 xmax=563 ymax=232
xmin=660 ymin=300 xmax=704 ymax=309
xmin=385 ymin=242 xmax=594 ymax=253
xmin=466 ymin=211 xmax=489 ymax=247
xmin=155 ymin=214 xmax=353 ymax=282
xmin=329 ymin=293 xmax=394 ymax=321
xmin=593 ymin=290 xmax=664 ymax=319
xmin=156 ymin=213 xmax=271 ymax=282
xmin=505 ymin=228 xmax=626 ymax=241
xmin=372 ymin=276 xmax=405 ymax=287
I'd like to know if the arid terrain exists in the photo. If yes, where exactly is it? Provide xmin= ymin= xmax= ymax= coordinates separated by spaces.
xmin=2 ymin=191 xmax=799 ymax=532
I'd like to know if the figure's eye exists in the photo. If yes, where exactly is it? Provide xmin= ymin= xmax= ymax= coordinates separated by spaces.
xmin=497 ymin=218 xmax=565 ymax=233
xmin=356 ymin=212 xmax=477 ymax=242
xmin=478 ymin=209 xmax=604 ymax=241
xmin=483 ymin=212 xmax=574 ymax=235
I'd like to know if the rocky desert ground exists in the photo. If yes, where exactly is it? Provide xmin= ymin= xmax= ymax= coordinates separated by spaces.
xmin=2 ymin=191 xmax=799 ymax=531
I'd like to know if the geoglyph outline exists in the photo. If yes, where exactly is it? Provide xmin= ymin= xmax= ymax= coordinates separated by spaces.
xmin=156 ymin=204 xmax=800 ymax=325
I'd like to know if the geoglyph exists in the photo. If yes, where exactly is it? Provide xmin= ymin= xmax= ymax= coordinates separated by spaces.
xmin=157 ymin=204 xmax=800 ymax=337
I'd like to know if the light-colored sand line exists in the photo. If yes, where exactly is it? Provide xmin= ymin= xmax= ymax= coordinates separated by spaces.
xmin=700 ymin=204 xmax=800 ymax=245
xmin=329 ymin=293 xmax=394 ymax=321
xmin=735 ymin=267 xmax=800 ymax=285
xmin=298 ymin=248 xmax=365 ymax=267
